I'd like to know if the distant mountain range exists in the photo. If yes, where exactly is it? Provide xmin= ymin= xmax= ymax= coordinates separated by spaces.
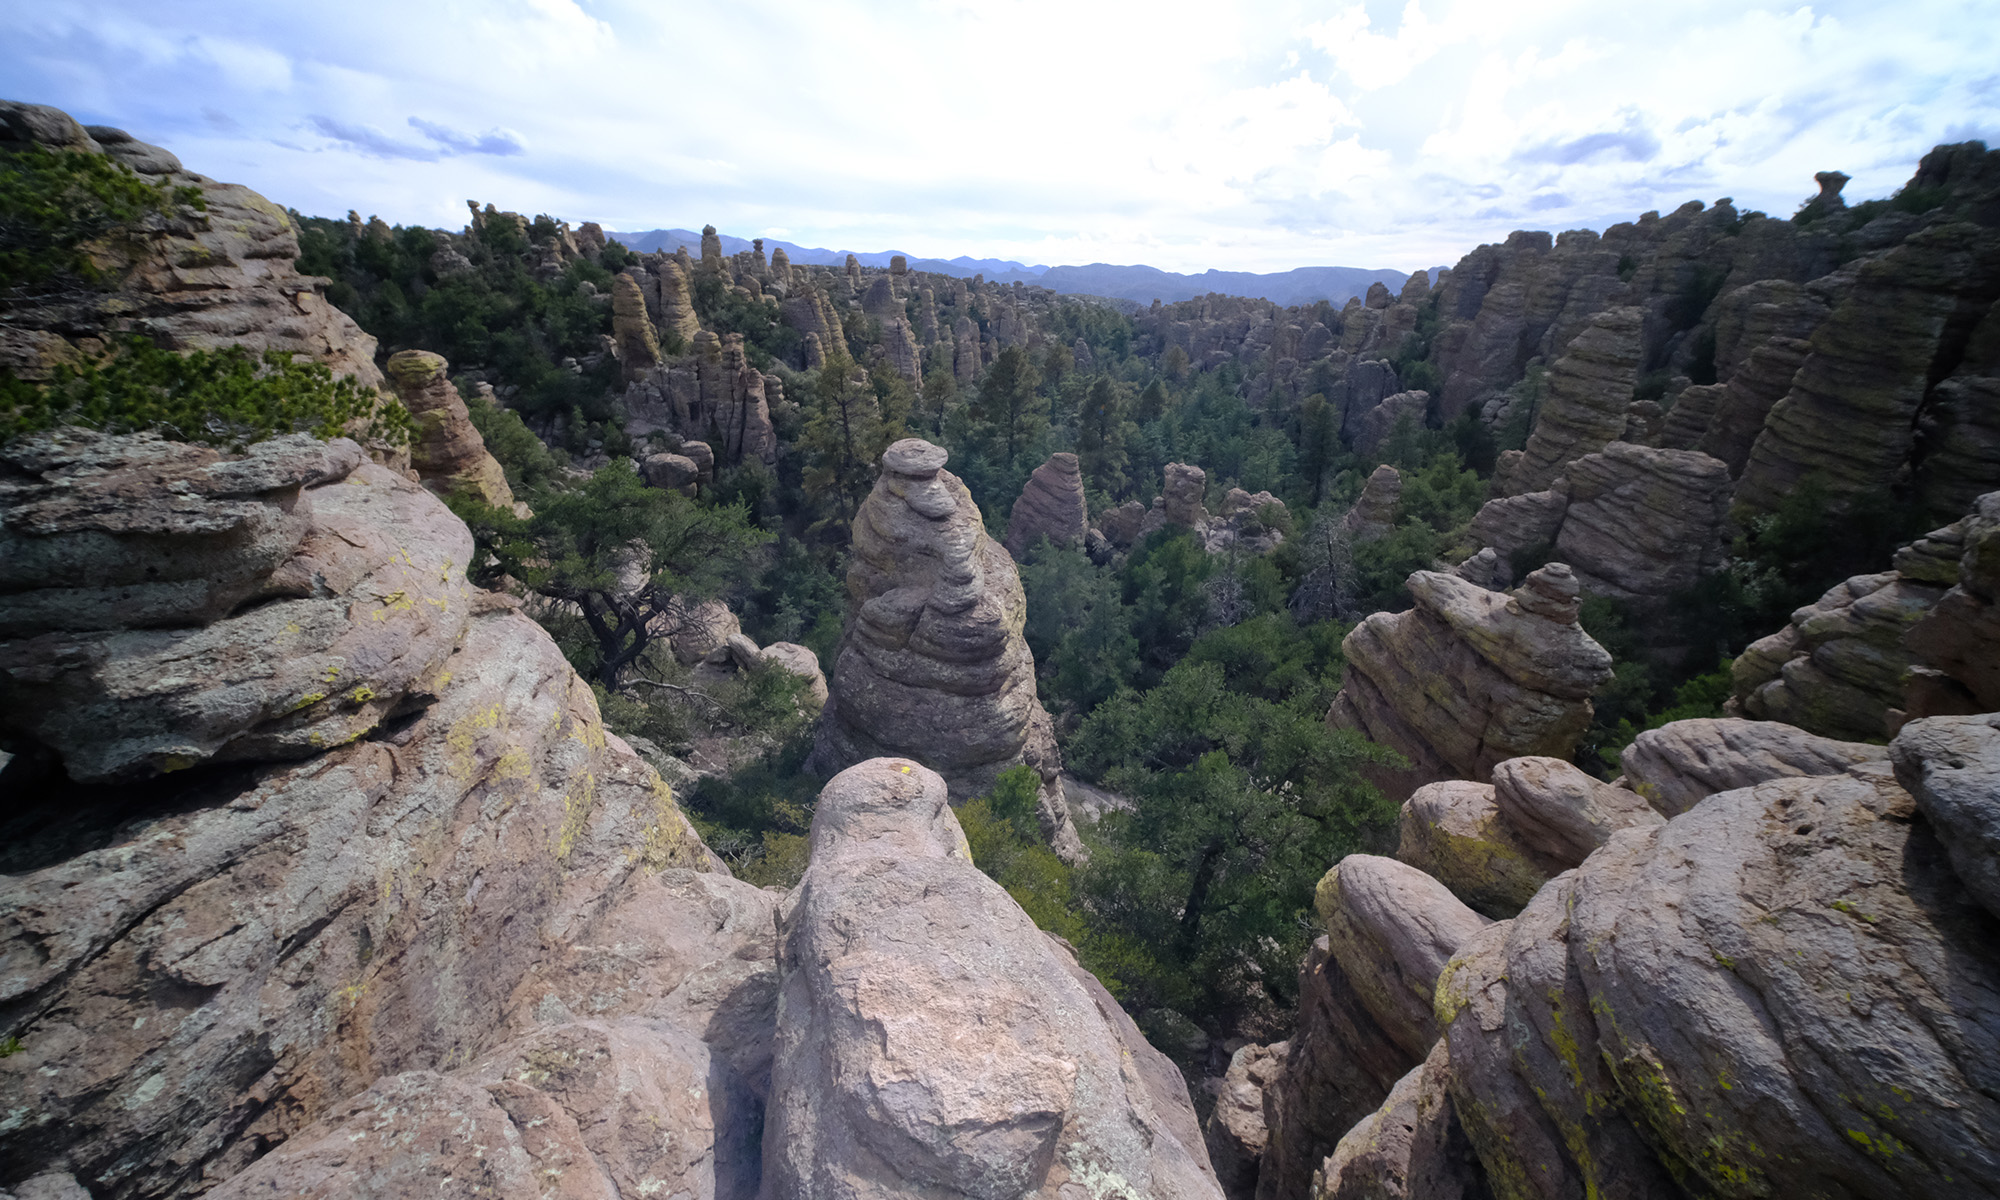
xmin=603 ymin=227 xmax=1413 ymax=307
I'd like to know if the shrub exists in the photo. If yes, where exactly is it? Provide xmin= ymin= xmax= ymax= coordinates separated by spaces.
xmin=1 ymin=143 xmax=204 ymax=293
xmin=0 ymin=338 xmax=412 ymax=450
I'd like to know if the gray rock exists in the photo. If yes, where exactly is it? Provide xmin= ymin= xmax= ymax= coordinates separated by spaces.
xmin=1311 ymin=1040 xmax=1487 ymax=1200
xmin=1489 ymin=755 xmax=1664 ymax=865
xmin=1621 ymin=716 xmax=1889 ymax=816
xmin=1891 ymin=712 xmax=2000 ymax=919
xmin=762 ymin=759 xmax=1221 ymax=1199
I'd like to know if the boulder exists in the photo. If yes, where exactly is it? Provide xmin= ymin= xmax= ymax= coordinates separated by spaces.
xmin=757 ymin=641 xmax=829 ymax=709
xmin=1098 ymin=499 xmax=1149 ymax=548
xmin=1310 ymin=1041 xmax=1487 ymax=1200
xmin=1904 ymin=491 xmax=2000 ymax=716
xmin=810 ymin=439 xmax=1082 ymax=860
xmin=1314 ymin=856 xmax=1492 ymax=1061
xmin=1003 ymin=452 xmax=1088 ymax=559
xmin=1891 ymin=712 xmax=2000 ymax=919
xmin=1326 ymin=564 xmax=1614 ymax=801
xmin=662 ymin=597 xmax=742 ymax=665
xmin=761 ymin=759 xmax=1221 ymax=1199
xmin=1206 ymin=1041 xmax=1287 ymax=1198
xmin=382 ymin=349 xmax=515 ymax=507
xmin=1436 ymin=739 xmax=2000 ymax=1199
xmin=641 ymin=451 xmax=701 ymax=494
xmin=1395 ymin=780 xmax=1562 ymax=919
xmin=1620 ymin=716 xmax=1889 ymax=816
xmin=1488 ymin=755 xmax=1664 ymax=866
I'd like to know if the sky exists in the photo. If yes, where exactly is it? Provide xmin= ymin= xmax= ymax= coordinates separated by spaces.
xmin=5 ymin=0 xmax=1999 ymax=275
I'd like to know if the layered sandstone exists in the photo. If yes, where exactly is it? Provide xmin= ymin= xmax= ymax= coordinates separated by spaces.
xmin=1326 ymin=565 xmax=1614 ymax=801
xmin=1003 ymin=451 xmax=1089 ymax=559
xmin=1496 ymin=307 xmax=1645 ymax=495
xmin=382 ymin=349 xmax=514 ymax=507
xmin=810 ymin=440 xmax=1082 ymax=859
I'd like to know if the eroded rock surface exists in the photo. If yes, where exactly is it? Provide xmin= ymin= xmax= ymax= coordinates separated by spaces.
xmin=762 ymin=759 xmax=1221 ymax=1200
xmin=0 ymin=438 xmax=761 ymax=1200
xmin=1326 ymin=564 xmax=1613 ymax=801
xmin=810 ymin=439 xmax=1081 ymax=859
xmin=1004 ymin=451 xmax=1088 ymax=559
xmin=1620 ymin=716 xmax=1888 ymax=816
xmin=383 ymin=349 xmax=514 ymax=507
xmin=1437 ymin=732 xmax=2000 ymax=1200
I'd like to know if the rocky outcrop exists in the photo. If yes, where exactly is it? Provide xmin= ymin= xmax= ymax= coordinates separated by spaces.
xmin=810 ymin=440 xmax=1081 ymax=860
xmin=1256 ymin=857 xmax=1489 ymax=1200
xmin=1341 ymin=465 xmax=1401 ymax=543
xmin=1397 ymin=757 xmax=1663 ymax=919
xmin=762 ymin=759 xmax=1221 ymax=1199
xmin=641 ymin=450 xmax=701 ymax=494
xmin=1496 ymin=307 xmax=1644 ymax=495
xmin=1207 ymin=488 xmax=1290 ymax=555
xmin=1548 ymin=442 xmax=1731 ymax=603
xmin=1620 ymin=716 xmax=1889 ymax=816
xmin=0 ymin=431 xmax=761 ymax=1200
xmin=1207 ymin=1042 xmax=1287 ymax=1198
xmin=0 ymin=431 xmax=468 ymax=782
xmin=1003 ymin=451 xmax=1088 ymax=559
xmin=1891 ymin=711 xmax=2000 ymax=918
xmin=382 ymin=349 xmax=514 ymax=507
xmin=1734 ymin=221 xmax=2000 ymax=518
xmin=1350 ymin=391 xmax=1430 ymax=459
xmin=0 ymin=102 xmax=382 ymax=390
xmin=656 ymin=257 xmax=702 ymax=345
xmin=612 ymin=271 xmax=661 ymax=380
xmin=1162 ymin=461 xmax=1209 ymax=526
xmin=1904 ymin=490 xmax=2000 ymax=715
xmin=1435 ymin=721 xmax=2000 ymax=1200
xmin=1919 ymin=298 xmax=2000 ymax=520
xmin=1326 ymin=564 xmax=1614 ymax=801
xmin=1311 ymin=1041 xmax=1486 ymax=1200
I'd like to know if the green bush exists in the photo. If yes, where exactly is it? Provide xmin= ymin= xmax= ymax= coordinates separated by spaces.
xmin=1 ymin=338 xmax=412 ymax=450
xmin=1 ymin=143 xmax=204 ymax=292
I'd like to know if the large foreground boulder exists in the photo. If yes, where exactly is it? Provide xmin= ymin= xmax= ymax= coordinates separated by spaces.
xmin=761 ymin=758 xmax=1221 ymax=1199
xmin=1436 ymin=723 xmax=2000 ymax=1199
xmin=0 ymin=437 xmax=771 ymax=1200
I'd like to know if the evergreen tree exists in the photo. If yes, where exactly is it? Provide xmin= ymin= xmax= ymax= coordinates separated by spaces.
xmin=799 ymin=354 xmax=897 ymax=534
xmin=1076 ymin=375 xmax=1131 ymax=498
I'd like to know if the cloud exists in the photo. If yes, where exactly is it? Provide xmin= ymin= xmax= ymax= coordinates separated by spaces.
xmin=409 ymin=117 xmax=525 ymax=156
xmin=1515 ymin=118 xmax=1663 ymax=166
xmin=308 ymin=115 xmax=437 ymax=160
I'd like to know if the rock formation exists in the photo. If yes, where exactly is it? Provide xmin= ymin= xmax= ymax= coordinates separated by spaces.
xmin=1549 ymin=442 xmax=1731 ymax=603
xmin=810 ymin=440 xmax=1082 ymax=860
xmin=762 ymin=759 xmax=1221 ymax=1199
xmin=1341 ymin=465 xmax=1402 ymax=543
xmin=612 ymin=270 xmax=661 ymax=380
xmin=1435 ymin=721 xmax=2000 ymax=1199
xmin=1003 ymin=451 xmax=1088 ymax=559
xmin=1619 ymin=716 xmax=1889 ymax=816
xmin=1312 ymin=1041 xmax=1484 ymax=1200
xmin=0 ymin=431 xmax=468 ymax=782
xmin=656 ymin=257 xmax=702 ymax=345
xmin=1396 ymin=756 xmax=1663 ymax=919
xmin=1349 ymin=390 xmax=1430 ymax=459
xmin=1495 ymin=306 xmax=1644 ymax=495
xmin=1734 ymin=221 xmax=2000 ymax=519
xmin=1207 ymin=1042 xmax=1287 ymax=1197
xmin=1325 ymin=564 xmax=1614 ymax=801
xmin=1255 ymin=856 xmax=1489 ymax=1200
xmin=0 ymin=431 xmax=761 ymax=1200
xmin=0 ymin=102 xmax=383 ymax=390
xmin=382 ymin=349 xmax=515 ymax=507
xmin=1904 ymin=490 xmax=2000 ymax=716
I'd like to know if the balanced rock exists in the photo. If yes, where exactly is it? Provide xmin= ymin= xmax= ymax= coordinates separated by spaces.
xmin=810 ymin=440 xmax=1081 ymax=859
xmin=642 ymin=451 xmax=700 ymax=495
xmin=383 ymin=349 xmax=514 ymax=507
xmin=1326 ymin=564 xmax=1614 ymax=801
xmin=1620 ymin=716 xmax=1889 ymax=816
xmin=1003 ymin=451 xmax=1088 ymax=559
xmin=762 ymin=759 xmax=1221 ymax=1199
